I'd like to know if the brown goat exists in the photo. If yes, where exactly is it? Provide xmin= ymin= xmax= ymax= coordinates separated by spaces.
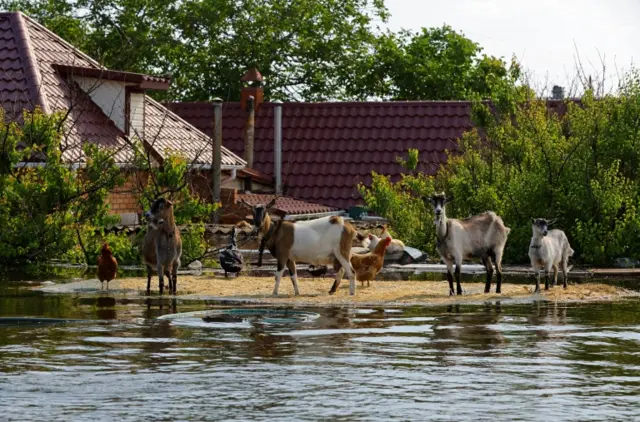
xmin=241 ymin=198 xmax=357 ymax=296
xmin=141 ymin=198 xmax=182 ymax=295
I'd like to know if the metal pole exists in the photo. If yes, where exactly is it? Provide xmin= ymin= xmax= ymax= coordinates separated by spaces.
xmin=273 ymin=100 xmax=282 ymax=195
xmin=212 ymin=98 xmax=222 ymax=223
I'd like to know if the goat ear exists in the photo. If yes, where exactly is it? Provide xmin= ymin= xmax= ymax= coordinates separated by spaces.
xmin=531 ymin=218 xmax=536 ymax=225
xmin=446 ymin=194 xmax=454 ymax=203
xmin=266 ymin=197 xmax=277 ymax=210
xmin=165 ymin=200 xmax=173 ymax=207
xmin=547 ymin=218 xmax=557 ymax=226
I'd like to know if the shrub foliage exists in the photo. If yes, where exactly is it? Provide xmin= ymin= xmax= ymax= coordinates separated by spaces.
xmin=360 ymin=72 xmax=640 ymax=266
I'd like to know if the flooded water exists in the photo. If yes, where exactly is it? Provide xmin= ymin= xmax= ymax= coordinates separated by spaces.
xmin=2 ymin=280 xmax=640 ymax=421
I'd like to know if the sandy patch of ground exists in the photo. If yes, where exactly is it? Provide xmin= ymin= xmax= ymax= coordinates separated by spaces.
xmin=114 ymin=275 xmax=637 ymax=306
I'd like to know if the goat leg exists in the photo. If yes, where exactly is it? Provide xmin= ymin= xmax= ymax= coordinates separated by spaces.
xmin=544 ymin=270 xmax=549 ymax=291
xmin=446 ymin=270 xmax=455 ymax=296
xmin=146 ymin=265 xmax=152 ymax=296
xmin=172 ymin=264 xmax=178 ymax=295
xmin=483 ymin=256 xmax=494 ymax=294
xmin=286 ymin=260 xmax=300 ymax=296
xmin=157 ymin=263 xmax=165 ymax=295
xmin=165 ymin=270 xmax=172 ymax=294
xmin=455 ymin=265 xmax=463 ymax=296
xmin=535 ymin=270 xmax=541 ymax=293
xmin=273 ymin=261 xmax=285 ymax=296
xmin=257 ymin=239 xmax=267 ymax=267
xmin=329 ymin=261 xmax=343 ymax=295
xmin=493 ymin=252 xmax=502 ymax=294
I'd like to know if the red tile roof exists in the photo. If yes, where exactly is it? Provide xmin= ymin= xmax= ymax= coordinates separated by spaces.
xmin=237 ymin=193 xmax=340 ymax=216
xmin=168 ymin=101 xmax=473 ymax=210
xmin=0 ymin=12 xmax=245 ymax=167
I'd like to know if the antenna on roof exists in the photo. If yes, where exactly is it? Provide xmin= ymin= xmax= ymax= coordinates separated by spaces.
xmin=551 ymin=85 xmax=565 ymax=100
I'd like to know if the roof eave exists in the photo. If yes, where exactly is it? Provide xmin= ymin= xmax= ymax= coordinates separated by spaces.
xmin=53 ymin=64 xmax=171 ymax=91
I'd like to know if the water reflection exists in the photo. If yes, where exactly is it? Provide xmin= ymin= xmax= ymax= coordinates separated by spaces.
xmin=1 ymin=287 xmax=640 ymax=420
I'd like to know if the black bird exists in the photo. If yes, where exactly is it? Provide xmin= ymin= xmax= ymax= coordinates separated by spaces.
xmin=219 ymin=227 xmax=244 ymax=277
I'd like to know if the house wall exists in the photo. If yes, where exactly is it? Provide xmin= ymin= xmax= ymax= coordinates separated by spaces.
xmin=129 ymin=92 xmax=145 ymax=139
xmin=191 ymin=171 xmax=273 ymax=203
xmin=107 ymin=171 xmax=148 ymax=224
xmin=74 ymin=76 xmax=128 ymax=132
xmin=222 ymin=176 xmax=272 ymax=192
xmin=106 ymin=169 xmax=243 ymax=225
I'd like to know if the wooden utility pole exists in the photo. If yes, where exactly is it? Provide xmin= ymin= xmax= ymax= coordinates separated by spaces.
xmin=212 ymin=98 xmax=222 ymax=223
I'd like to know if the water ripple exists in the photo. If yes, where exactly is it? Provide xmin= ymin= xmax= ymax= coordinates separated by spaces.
xmin=1 ymin=301 xmax=640 ymax=421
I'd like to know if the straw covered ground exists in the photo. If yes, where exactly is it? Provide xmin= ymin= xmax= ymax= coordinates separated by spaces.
xmin=114 ymin=275 xmax=637 ymax=306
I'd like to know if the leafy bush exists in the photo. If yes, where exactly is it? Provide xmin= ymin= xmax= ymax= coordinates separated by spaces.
xmin=0 ymin=108 xmax=123 ymax=265
xmin=63 ymin=229 xmax=140 ymax=266
xmin=180 ymin=222 xmax=207 ymax=265
xmin=360 ymin=72 xmax=640 ymax=266
xmin=358 ymin=150 xmax=436 ymax=251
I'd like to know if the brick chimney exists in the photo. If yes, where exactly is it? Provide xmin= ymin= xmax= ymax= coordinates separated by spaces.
xmin=240 ymin=68 xmax=264 ymax=111
xmin=241 ymin=68 xmax=263 ymax=168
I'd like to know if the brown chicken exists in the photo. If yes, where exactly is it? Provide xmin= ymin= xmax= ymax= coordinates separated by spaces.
xmin=350 ymin=236 xmax=392 ymax=287
xmin=97 ymin=242 xmax=118 ymax=290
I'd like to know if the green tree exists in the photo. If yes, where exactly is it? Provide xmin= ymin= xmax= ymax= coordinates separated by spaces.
xmin=3 ymin=0 xmax=389 ymax=101
xmin=0 ymin=108 xmax=123 ymax=264
xmin=345 ymin=25 xmax=519 ymax=100
xmin=4 ymin=1 xmax=518 ymax=101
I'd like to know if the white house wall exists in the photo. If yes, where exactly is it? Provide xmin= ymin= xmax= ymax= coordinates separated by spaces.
xmin=73 ymin=76 xmax=127 ymax=132
xmin=129 ymin=92 xmax=145 ymax=140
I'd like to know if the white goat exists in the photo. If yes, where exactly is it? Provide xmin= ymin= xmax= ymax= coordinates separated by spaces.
xmin=426 ymin=192 xmax=511 ymax=296
xmin=528 ymin=218 xmax=574 ymax=292
xmin=241 ymin=198 xmax=357 ymax=296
